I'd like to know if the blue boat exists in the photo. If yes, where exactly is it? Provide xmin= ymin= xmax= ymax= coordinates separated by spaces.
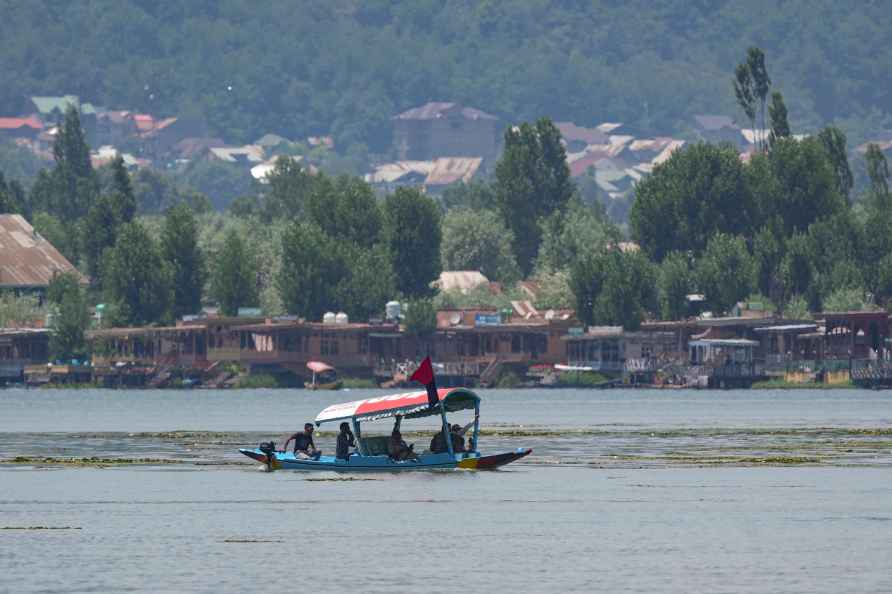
xmin=239 ymin=387 xmax=531 ymax=471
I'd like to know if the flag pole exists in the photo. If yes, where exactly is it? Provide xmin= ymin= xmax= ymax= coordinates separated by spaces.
xmin=410 ymin=356 xmax=453 ymax=456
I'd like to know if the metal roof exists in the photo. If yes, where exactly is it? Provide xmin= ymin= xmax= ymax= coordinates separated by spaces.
xmin=394 ymin=102 xmax=497 ymax=121
xmin=0 ymin=116 xmax=43 ymax=130
xmin=0 ymin=215 xmax=86 ymax=288
xmin=425 ymin=157 xmax=482 ymax=185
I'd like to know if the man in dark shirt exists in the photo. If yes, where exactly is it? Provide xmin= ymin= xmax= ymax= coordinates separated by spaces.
xmin=336 ymin=422 xmax=355 ymax=460
xmin=284 ymin=423 xmax=321 ymax=459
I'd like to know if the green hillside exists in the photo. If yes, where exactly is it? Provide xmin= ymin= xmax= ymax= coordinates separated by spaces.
xmin=2 ymin=1 xmax=891 ymax=153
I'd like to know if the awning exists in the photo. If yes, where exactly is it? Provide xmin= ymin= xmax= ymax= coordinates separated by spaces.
xmin=315 ymin=387 xmax=480 ymax=425
xmin=307 ymin=361 xmax=334 ymax=373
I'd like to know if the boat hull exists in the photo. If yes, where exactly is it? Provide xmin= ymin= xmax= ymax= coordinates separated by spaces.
xmin=239 ymin=448 xmax=531 ymax=472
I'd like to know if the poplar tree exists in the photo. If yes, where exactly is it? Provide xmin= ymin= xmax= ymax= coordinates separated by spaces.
xmin=494 ymin=117 xmax=574 ymax=275
xmin=211 ymin=229 xmax=258 ymax=317
xmin=162 ymin=203 xmax=206 ymax=318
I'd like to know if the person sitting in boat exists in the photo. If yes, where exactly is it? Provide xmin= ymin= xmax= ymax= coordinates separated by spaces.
xmin=388 ymin=429 xmax=417 ymax=461
xmin=336 ymin=422 xmax=355 ymax=460
xmin=430 ymin=419 xmax=476 ymax=454
xmin=284 ymin=423 xmax=321 ymax=460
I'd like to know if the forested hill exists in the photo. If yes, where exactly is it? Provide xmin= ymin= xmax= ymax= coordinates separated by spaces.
xmin=3 ymin=1 xmax=891 ymax=153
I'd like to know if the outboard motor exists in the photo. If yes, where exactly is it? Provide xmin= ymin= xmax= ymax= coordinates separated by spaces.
xmin=258 ymin=441 xmax=276 ymax=472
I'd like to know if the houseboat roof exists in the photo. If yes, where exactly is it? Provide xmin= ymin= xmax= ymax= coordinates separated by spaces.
xmin=753 ymin=324 xmax=817 ymax=333
xmin=689 ymin=338 xmax=759 ymax=347
xmin=315 ymin=387 xmax=479 ymax=424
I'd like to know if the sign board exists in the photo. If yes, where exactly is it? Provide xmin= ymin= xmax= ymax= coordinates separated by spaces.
xmin=237 ymin=307 xmax=263 ymax=317
xmin=568 ymin=327 xmax=585 ymax=337
xmin=474 ymin=313 xmax=501 ymax=327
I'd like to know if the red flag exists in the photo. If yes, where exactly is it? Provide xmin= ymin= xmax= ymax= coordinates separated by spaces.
xmin=410 ymin=356 xmax=439 ymax=407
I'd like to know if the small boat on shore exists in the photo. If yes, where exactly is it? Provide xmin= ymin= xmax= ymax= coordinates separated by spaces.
xmin=239 ymin=387 xmax=531 ymax=471
xmin=305 ymin=360 xmax=342 ymax=390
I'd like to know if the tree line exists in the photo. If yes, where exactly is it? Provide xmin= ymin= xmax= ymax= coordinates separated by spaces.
xmin=4 ymin=45 xmax=892 ymax=361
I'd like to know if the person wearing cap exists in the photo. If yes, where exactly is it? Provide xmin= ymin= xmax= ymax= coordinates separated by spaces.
xmin=284 ymin=423 xmax=321 ymax=460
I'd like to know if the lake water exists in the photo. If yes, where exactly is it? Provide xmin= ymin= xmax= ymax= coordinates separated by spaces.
xmin=1 ymin=388 xmax=891 ymax=593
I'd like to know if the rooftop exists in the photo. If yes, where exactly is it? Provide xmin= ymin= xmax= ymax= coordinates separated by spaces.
xmin=394 ymin=102 xmax=497 ymax=121
xmin=0 ymin=215 xmax=86 ymax=289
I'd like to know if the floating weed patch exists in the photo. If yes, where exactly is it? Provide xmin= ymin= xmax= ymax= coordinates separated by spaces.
xmin=304 ymin=476 xmax=378 ymax=482
xmin=2 ymin=526 xmax=82 ymax=530
xmin=2 ymin=456 xmax=183 ymax=466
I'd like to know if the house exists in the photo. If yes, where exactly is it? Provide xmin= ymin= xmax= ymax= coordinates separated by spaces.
xmin=172 ymin=137 xmax=226 ymax=160
xmin=0 ymin=328 xmax=50 ymax=384
xmin=364 ymin=157 xmax=481 ymax=193
xmin=95 ymin=110 xmax=139 ymax=146
xmin=423 ymin=157 xmax=483 ymax=190
xmin=0 ymin=116 xmax=43 ymax=141
xmin=692 ymin=114 xmax=743 ymax=146
xmin=555 ymin=122 xmax=609 ymax=152
xmin=139 ymin=115 xmax=208 ymax=160
xmin=393 ymin=102 xmax=499 ymax=162
xmin=31 ymin=96 xmax=97 ymax=143
xmin=0 ymin=214 xmax=87 ymax=298
xmin=207 ymin=145 xmax=265 ymax=165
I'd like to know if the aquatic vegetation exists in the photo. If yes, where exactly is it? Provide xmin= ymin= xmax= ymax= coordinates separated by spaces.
xmin=2 ymin=456 xmax=182 ymax=466
xmin=751 ymin=379 xmax=854 ymax=389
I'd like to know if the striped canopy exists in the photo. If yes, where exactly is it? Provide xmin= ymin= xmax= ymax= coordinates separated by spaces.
xmin=315 ymin=387 xmax=479 ymax=425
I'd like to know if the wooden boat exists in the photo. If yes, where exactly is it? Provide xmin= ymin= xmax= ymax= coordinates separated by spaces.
xmin=305 ymin=360 xmax=342 ymax=390
xmin=239 ymin=387 xmax=531 ymax=471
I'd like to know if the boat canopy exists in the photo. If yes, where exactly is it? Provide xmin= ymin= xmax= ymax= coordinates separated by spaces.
xmin=315 ymin=387 xmax=480 ymax=425
xmin=307 ymin=361 xmax=335 ymax=373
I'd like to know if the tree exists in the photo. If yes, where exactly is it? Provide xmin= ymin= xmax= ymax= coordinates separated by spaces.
xmin=440 ymin=208 xmax=520 ymax=283
xmin=694 ymin=233 xmax=756 ymax=314
xmin=767 ymin=91 xmax=790 ymax=147
xmin=261 ymin=156 xmax=316 ymax=220
xmin=733 ymin=61 xmax=756 ymax=142
xmin=817 ymin=127 xmax=853 ymax=201
xmin=747 ymin=47 xmax=771 ymax=151
xmin=83 ymin=193 xmax=126 ymax=284
xmin=865 ymin=143 xmax=890 ymax=207
xmin=657 ymin=251 xmax=693 ymax=320
xmin=494 ymin=118 xmax=574 ymax=275
xmin=754 ymin=137 xmax=845 ymax=235
xmin=403 ymin=298 xmax=437 ymax=336
xmin=211 ymin=229 xmax=259 ymax=317
xmin=752 ymin=224 xmax=785 ymax=304
xmin=102 ymin=222 xmax=173 ymax=326
xmin=383 ymin=187 xmax=442 ymax=298
xmin=335 ymin=244 xmax=396 ymax=322
xmin=161 ymin=203 xmax=206 ymax=318
xmin=822 ymin=287 xmax=869 ymax=312
xmin=109 ymin=157 xmax=137 ymax=222
xmin=780 ymin=233 xmax=816 ymax=307
xmin=630 ymin=143 xmax=754 ymax=261
xmin=440 ymin=181 xmax=498 ymax=212
xmin=48 ymin=106 xmax=97 ymax=221
xmin=570 ymin=248 xmax=655 ymax=329
xmin=0 ymin=172 xmax=26 ymax=215
xmin=536 ymin=201 xmax=618 ymax=272
xmin=32 ymin=212 xmax=80 ymax=265
xmin=277 ymin=222 xmax=344 ymax=320
xmin=306 ymin=174 xmax=382 ymax=247
xmin=734 ymin=47 xmax=771 ymax=151
xmin=47 ymin=271 xmax=89 ymax=360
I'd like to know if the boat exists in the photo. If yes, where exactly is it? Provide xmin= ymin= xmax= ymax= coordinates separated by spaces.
xmin=239 ymin=387 xmax=532 ymax=471
xmin=305 ymin=360 xmax=342 ymax=390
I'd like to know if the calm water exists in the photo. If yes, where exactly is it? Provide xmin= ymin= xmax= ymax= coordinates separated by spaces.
xmin=1 ymin=388 xmax=891 ymax=593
